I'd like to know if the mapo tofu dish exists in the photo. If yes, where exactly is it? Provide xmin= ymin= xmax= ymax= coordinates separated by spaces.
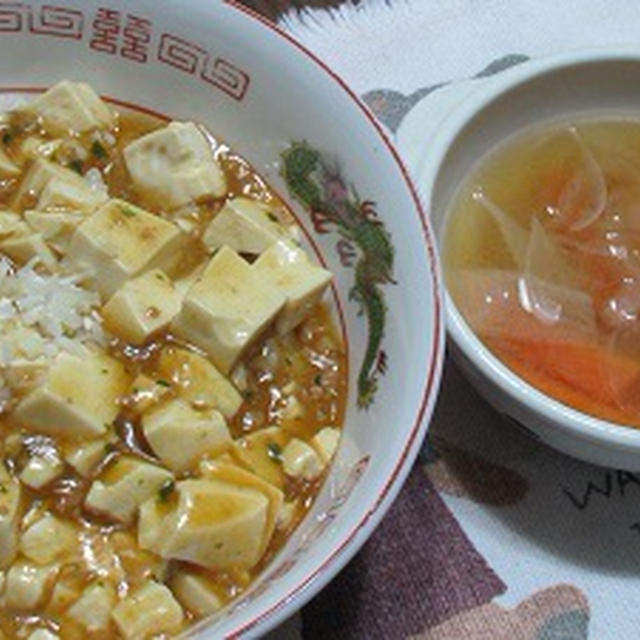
xmin=0 ymin=81 xmax=347 ymax=639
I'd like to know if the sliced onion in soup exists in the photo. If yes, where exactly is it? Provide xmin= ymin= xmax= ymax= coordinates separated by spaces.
xmin=601 ymin=264 xmax=640 ymax=328
xmin=554 ymin=127 xmax=607 ymax=232
xmin=472 ymin=189 xmax=529 ymax=268
xmin=601 ymin=157 xmax=640 ymax=233
xmin=454 ymin=268 xmax=596 ymax=344
xmin=518 ymin=217 xmax=585 ymax=323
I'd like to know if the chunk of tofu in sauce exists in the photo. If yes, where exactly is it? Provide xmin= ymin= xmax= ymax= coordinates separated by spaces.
xmin=0 ymin=82 xmax=347 ymax=639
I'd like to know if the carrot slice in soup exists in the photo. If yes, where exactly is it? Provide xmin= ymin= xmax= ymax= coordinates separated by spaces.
xmin=492 ymin=335 xmax=640 ymax=426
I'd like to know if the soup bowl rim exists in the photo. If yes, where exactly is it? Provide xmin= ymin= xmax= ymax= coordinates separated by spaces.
xmin=421 ymin=47 xmax=640 ymax=458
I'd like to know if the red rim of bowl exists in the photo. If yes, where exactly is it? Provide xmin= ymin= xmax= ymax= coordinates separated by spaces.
xmin=216 ymin=1 xmax=445 ymax=637
xmin=0 ymin=2 xmax=445 ymax=636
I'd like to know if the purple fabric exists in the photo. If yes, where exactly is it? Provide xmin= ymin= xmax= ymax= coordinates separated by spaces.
xmin=301 ymin=467 xmax=506 ymax=638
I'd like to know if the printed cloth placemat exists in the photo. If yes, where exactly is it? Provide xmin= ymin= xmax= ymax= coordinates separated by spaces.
xmin=239 ymin=1 xmax=640 ymax=638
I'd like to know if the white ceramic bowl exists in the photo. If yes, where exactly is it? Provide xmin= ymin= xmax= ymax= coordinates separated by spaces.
xmin=411 ymin=49 xmax=640 ymax=471
xmin=0 ymin=0 xmax=444 ymax=636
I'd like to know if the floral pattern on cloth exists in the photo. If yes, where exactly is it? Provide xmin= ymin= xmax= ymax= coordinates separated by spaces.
xmin=362 ymin=54 xmax=530 ymax=133
xmin=420 ymin=584 xmax=589 ymax=640
xmin=300 ymin=457 xmax=591 ymax=639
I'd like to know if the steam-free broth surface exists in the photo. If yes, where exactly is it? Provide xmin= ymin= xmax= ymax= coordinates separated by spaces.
xmin=0 ymin=82 xmax=346 ymax=639
xmin=444 ymin=117 xmax=640 ymax=427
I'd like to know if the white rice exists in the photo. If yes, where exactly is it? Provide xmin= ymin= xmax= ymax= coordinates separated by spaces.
xmin=0 ymin=257 xmax=107 ymax=397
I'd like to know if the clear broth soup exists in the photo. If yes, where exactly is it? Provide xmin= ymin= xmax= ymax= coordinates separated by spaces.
xmin=444 ymin=116 xmax=640 ymax=427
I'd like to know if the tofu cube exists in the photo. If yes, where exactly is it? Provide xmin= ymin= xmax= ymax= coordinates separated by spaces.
xmin=281 ymin=438 xmax=324 ymax=481
xmin=19 ymin=158 xmax=66 ymax=192
xmin=0 ymin=465 xmax=21 ymax=568
xmin=84 ymin=456 xmax=173 ymax=524
xmin=37 ymin=175 xmax=107 ymax=214
xmin=142 ymin=398 xmax=231 ymax=472
xmin=138 ymin=478 xmax=269 ymax=570
xmin=20 ymin=135 xmax=62 ymax=162
xmin=63 ymin=439 xmax=110 ymax=477
xmin=171 ymin=246 xmax=285 ymax=374
xmin=112 ymin=580 xmax=183 ymax=639
xmin=67 ymin=580 xmax=116 ymax=632
xmin=198 ymin=460 xmax=283 ymax=558
xmin=20 ymin=513 xmax=77 ymax=564
xmin=277 ymin=500 xmax=297 ymax=531
xmin=68 ymin=199 xmax=185 ymax=298
xmin=0 ymin=233 xmax=57 ymax=270
xmin=202 ymin=197 xmax=292 ymax=255
xmin=126 ymin=373 xmax=172 ymax=414
xmin=311 ymin=427 xmax=341 ymax=464
xmin=48 ymin=571 xmax=83 ymax=612
xmin=123 ymin=121 xmax=226 ymax=209
xmin=3 ymin=357 xmax=48 ymax=394
xmin=27 ymin=630 xmax=59 ymax=640
xmin=109 ymin=530 xmax=167 ymax=583
xmin=0 ymin=211 xmax=29 ymax=239
xmin=101 ymin=269 xmax=183 ymax=344
xmin=253 ymin=241 xmax=332 ymax=334
xmin=0 ymin=146 xmax=19 ymax=177
xmin=173 ymin=262 xmax=205 ymax=296
xmin=171 ymin=571 xmax=223 ymax=617
xmin=24 ymin=210 xmax=85 ymax=254
xmin=26 ymin=81 xmax=115 ymax=136
xmin=13 ymin=159 xmax=90 ymax=212
xmin=157 ymin=347 xmax=242 ymax=419
xmin=19 ymin=453 xmax=64 ymax=490
xmin=235 ymin=426 xmax=290 ymax=488
xmin=5 ymin=561 xmax=58 ymax=610
xmin=14 ymin=350 xmax=129 ymax=439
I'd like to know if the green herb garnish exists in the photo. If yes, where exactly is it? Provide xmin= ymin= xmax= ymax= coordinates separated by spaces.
xmin=2 ymin=130 xmax=13 ymax=146
xmin=158 ymin=479 xmax=176 ymax=501
xmin=267 ymin=212 xmax=278 ymax=223
xmin=62 ymin=325 xmax=77 ymax=338
xmin=91 ymin=140 xmax=108 ymax=159
xmin=313 ymin=374 xmax=322 ymax=386
xmin=267 ymin=442 xmax=282 ymax=463
xmin=119 ymin=204 xmax=137 ymax=218
xmin=156 ymin=379 xmax=171 ymax=388
xmin=68 ymin=159 xmax=83 ymax=174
